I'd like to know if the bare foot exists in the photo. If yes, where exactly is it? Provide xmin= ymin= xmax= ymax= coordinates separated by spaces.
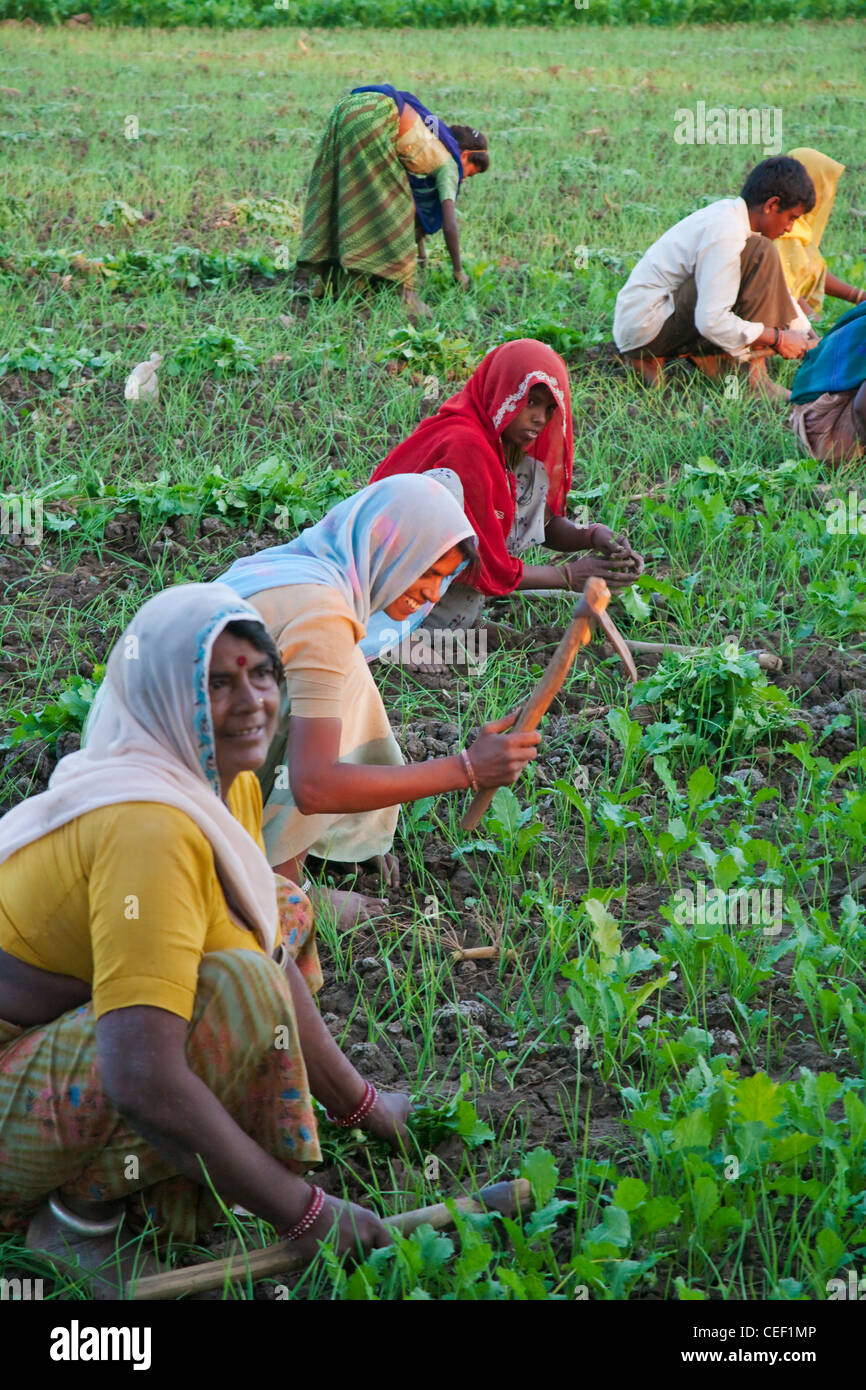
xmin=401 ymin=287 xmax=432 ymax=321
xmin=312 ymin=885 xmax=391 ymax=930
xmin=754 ymin=378 xmax=791 ymax=402
xmin=687 ymin=353 xmax=733 ymax=380
xmin=371 ymin=641 xmax=452 ymax=680
xmin=372 ymin=852 xmax=400 ymax=891
xmin=406 ymin=655 xmax=448 ymax=675
xmin=747 ymin=358 xmax=790 ymax=401
xmin=624 ymin=354 xmax=666 ymax=386
xmin=26 ymin=1199 xmax=156 ymax=1299
xmin=293 ymin=268 xmax=326 ymax=301
xmin=375 ymin=647 xmax=448 ymax=676
xmin=405 ymin=661 xmax=454 ymax=688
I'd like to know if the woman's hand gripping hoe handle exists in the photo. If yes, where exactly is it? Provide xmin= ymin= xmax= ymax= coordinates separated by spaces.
xmin=461 ymin=577 xmax=617 ymax=833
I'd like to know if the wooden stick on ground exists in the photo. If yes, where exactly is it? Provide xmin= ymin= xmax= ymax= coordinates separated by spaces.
xmin=423 ymin=918 xmax=516 ymax=964
xmin=129 ymin=1179 xmax=531 ymax=1302
xmin=448 ymin=944 xmax=516 ymax=962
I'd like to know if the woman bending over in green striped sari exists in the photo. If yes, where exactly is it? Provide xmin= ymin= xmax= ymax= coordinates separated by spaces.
xmin=295 ymin=83 xmax=489 ymax=319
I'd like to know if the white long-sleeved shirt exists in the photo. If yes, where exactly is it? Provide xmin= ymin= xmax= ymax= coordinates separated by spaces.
xmin=613 ymin=196 xmax=804 ymax=359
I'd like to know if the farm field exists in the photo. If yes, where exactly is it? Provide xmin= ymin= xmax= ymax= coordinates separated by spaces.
xmin=1 ymin=18 xmax=866 ymax=1307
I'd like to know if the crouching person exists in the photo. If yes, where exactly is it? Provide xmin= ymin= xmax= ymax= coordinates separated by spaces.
xmin=0 ymin=584 xmax=407 ymax=1296
xmin=788 ymin=300 xmax=866 ymax=465
xmin=614 ymin=156 xmax=819 ymax=399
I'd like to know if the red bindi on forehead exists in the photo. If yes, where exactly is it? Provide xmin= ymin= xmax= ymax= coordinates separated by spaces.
xmin=236 ymin=655 xmax=247 ymax=667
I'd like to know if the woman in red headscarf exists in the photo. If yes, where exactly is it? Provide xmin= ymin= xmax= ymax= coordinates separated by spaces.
xmin=370 ymin=339 xmax=644 ymax=635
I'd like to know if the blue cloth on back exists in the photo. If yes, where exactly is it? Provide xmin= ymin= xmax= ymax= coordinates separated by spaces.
xmin=351 ymin=82 xmax=463 ymax=235
xmin=790 ymin=301 xmax=866 ymax=404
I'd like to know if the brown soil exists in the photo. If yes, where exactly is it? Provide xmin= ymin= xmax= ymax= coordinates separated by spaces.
xmin=2 ymin=531 xmax=864 ymax=1244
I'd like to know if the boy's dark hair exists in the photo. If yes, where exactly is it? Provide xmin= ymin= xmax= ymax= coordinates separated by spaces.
xmin=222 ymin=619 xmax=283 ymax=684
xmin=740 ymin=157 xmax=815 ymax=213
xmin=448 ymin=125 xmax=490 ymax=173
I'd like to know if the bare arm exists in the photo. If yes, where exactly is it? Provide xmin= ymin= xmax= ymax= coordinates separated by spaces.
xmin=545 ymin=517 xmax=645 ymax=575
xmin=752 ymin=325 xmax=814 ymax=358
xmin=282 ymin=954 xmax=367 ymax=1116
xmin=545 ymin=515 xmax=599 ymax=551
xmin=288 ymin=713 xmax=540 ymax=816
xmin=440 ymin=199 xmax=468 ymax=284
xmin=515 ymin=562 xmax=571 ymax=591
xmin=825 ymin=273 xmax=865 ymax=305
xmin=96 ymin=1005 xmax=387 ymax=1252
xmin=516 ymin=557 xmax=639 ymax=594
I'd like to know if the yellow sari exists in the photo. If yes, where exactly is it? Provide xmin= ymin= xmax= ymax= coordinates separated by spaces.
xmin=777 ymin=147 xmax=845 ymax=315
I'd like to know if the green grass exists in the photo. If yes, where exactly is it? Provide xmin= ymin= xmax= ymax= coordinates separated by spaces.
xmin=1 ymin=19 xmax=866 ymax=1302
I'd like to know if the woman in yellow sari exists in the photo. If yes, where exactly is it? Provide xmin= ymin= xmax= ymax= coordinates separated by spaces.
xmin=777 ymin=148 xmax=866 ymax=317
xmin=0 ymin=585 xmax=404 ymax=1294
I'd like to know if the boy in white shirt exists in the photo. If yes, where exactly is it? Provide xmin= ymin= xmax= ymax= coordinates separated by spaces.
xmin=614 ymin=157 xmax=817 ymax=399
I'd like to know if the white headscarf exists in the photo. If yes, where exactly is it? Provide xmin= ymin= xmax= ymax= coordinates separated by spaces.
xmin=219 ymin=473 xmax=475 ymax=632
xmin=0 ymin=583 xmax=280 ymax=952
xmin=358 ymin=468 xmax=468 ymax=660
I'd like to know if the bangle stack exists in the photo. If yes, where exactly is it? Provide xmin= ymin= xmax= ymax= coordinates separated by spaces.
xmin=279 ymin=1185 xmax=325 ymax=1242
xmin=772 ymin=327 xmax=781 ymax=350
xmin=460 ymin=748 xmax=479 ymax=792
xmin=326 ymin=1080 xmax=378 ymax=1127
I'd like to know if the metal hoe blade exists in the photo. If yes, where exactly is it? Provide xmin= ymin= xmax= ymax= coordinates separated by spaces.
xmin=594 ymin=605 xmax=638 ymax=682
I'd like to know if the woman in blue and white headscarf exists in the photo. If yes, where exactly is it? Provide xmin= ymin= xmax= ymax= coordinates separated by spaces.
xmin=219 ymin=475 xmax=540 ymax=928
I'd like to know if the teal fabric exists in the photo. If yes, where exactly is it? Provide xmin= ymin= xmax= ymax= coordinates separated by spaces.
xmin=790 ymin=301 xmax=866 ymax=404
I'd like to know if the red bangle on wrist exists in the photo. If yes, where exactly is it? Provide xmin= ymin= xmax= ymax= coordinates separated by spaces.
xmin=326 ymin=1080 xmax=378 ymax=1128
xmin=279 ymin=1185 xmax=325 ymax=1242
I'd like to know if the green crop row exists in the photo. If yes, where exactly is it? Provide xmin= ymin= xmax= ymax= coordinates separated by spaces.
xmin=1 ymin=0 xmax=862 ymax=30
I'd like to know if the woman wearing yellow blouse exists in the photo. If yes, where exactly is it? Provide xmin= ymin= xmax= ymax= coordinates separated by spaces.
xmin=0 ymin=584 xmax=406 ymax=1293
xmin=295 ymin=83 xmax=489 ymax=318
xmin=777 ymin=148 xmax=866 ymax=319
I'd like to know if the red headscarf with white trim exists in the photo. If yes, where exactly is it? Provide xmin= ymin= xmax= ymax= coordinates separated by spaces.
xmin=370 ymin=339 xmax=574 ymax=596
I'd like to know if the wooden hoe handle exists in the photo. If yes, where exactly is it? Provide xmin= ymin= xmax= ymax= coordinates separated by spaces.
xmin=129 ymin=1179 xmax=531 ymax=1301
xmin=461 ymin=577 xmax=611 ymax=833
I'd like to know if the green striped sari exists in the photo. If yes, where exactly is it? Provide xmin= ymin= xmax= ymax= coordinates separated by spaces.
xmin=296 ymin=91 xmax=417 ymax=289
